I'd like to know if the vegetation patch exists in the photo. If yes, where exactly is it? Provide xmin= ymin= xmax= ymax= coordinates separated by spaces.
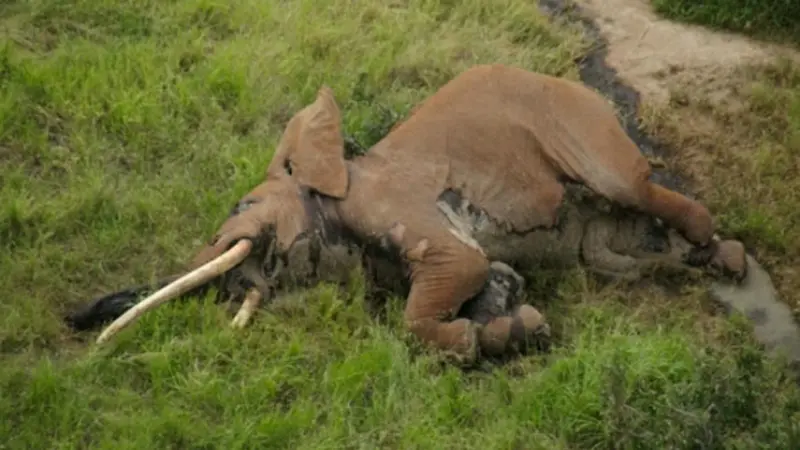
xmin=651 ymin=0 xmax=800 ymax=43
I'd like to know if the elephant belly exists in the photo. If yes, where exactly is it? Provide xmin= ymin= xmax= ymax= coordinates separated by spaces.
xmin=436 ymin=189 xmax=585 ymax=269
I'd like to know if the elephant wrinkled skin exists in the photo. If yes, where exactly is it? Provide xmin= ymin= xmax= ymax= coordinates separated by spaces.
xmin=69 ymin=64 xmax=747 ymax=366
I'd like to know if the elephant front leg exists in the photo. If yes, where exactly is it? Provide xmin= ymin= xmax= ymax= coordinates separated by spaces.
xmin=581 ymin=215 xmax=644 ymax=280
xmin=598 ymin=214 xmax=747 ymax=283
xmin=393 ymin=221 xmax=547 ymax=365
xmin=402 ymin=246 xmax=487 ymax=367
xmin=386 ymin=219 xmax=490 ymax=366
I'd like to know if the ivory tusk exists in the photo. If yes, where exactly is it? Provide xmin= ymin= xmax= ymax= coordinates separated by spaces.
xmin=95 ymin=239 xmax=254 ymax=345
xmin=231 ymin=256 xmax=283 ymax=329
xmin=231 ymin=288 xmax=262 ymax=329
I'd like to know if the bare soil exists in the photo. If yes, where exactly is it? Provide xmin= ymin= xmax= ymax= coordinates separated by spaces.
xmin=570 ymin=0 xmax=798 ymax=105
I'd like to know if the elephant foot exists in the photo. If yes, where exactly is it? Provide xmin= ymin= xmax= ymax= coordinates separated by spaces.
xmin=710 ymin=239 xmax=748 ymax=282
xmin=686 ymin=238 xmax=748 ymax=282
xmin=477 ymin=304 xmax=551 ymax=358
xmin=439 ymin=319 xmax=480 ymax=367
xmin=509 ymin=304 xmax=551 ymax=354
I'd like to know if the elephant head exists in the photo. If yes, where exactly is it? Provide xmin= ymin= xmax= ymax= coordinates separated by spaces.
xmin=88 ymin=170 xmax=333 ymax=344
xmin=87 ymin=88 xmax=362 ymax=344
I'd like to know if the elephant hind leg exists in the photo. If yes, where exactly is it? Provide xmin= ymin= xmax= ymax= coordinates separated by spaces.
xmin=601 ymin=179 xmax=747 ymax=280
xmin=636 ymin=181 xmax=714 ymax=247
xmin=633 ymin=182 xmax=747 ymax=279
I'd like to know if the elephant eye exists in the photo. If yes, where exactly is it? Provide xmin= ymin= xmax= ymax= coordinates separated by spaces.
xmin=229 ymin=199 xmax=256 ymax=217
xmin=284 ymin=159 xmax=293 ymax=175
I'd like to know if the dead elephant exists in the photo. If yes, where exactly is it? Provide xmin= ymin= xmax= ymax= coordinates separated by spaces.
xmin=68 ymin=64 xmax=747 ymax=366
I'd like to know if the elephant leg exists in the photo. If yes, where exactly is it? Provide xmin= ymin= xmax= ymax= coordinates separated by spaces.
xmin=637 ymin=181 xmax=715 ymax=247
xmin=581 ymin=215 xmax=644 ymax=281
xmin=600 ymin=174 xmax=715 ymax=249
xmin=458 ymin=261 xmax=551 ymax=358
xmin=394 ymin=219 xmax=549 ymax=365
xmin=391 ymin=219 xmax=503 ymax=366
xmin=633 ymin=182 xmax=750 ymax=282
xmin=402 ymin=247 xmax=487 ymax=366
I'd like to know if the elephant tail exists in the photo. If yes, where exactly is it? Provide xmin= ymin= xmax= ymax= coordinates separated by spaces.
xmin=64 ymin=274 xmax=214 ymax=331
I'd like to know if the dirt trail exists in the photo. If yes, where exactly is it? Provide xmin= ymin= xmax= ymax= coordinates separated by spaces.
xmin=539 ymin=0 xmax=800 ymax=365
xmin=569 ymin=0 xmax=798 ymax=104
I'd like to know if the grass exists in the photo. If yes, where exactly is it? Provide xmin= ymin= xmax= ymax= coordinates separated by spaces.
xmin=2 ymin=0 xmax=800 ymax=448
xmin=650 ymin=0 xmax=800 ymax=43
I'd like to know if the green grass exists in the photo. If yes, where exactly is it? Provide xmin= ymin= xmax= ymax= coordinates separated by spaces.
xmin=2 ymin=0 xmax=800 ymax=448
xmin=650 ymin=0 xmax=800 ymax=43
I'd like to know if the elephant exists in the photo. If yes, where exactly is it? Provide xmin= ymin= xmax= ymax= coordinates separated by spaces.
xmin=70 ymin=64 xmax=747 ymax=366
xmin=67 ymin=171 xmax=551 ymax=360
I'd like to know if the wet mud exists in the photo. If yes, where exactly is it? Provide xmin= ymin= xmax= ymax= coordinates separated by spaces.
xmin=538 ymin=0 xmax=800 ymax=366
xmin=711 ymin=256 xmax=800 ymax=367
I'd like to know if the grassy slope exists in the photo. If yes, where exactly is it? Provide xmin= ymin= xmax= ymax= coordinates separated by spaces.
xmin=1 ymin=0 xmax=799 ymax=448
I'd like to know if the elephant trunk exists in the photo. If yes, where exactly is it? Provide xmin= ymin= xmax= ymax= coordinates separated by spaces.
xmin=94 ymin=239 xmax=254 ymax=345
xmin=65 ymin=274 xmax=184 ymax=332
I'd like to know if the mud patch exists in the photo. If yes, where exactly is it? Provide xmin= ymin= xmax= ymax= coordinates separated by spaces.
xmin=538 ymin=0 xmax=799 ymax=192
xmin=711 ymin=256 xmax=800 ymax=365
xmin=558 ymin=0 xmax=798 ymax=105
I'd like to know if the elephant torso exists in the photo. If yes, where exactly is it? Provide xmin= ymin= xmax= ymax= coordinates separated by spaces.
xmin=316 ymin=154 xmax=676 ymax=299
xmin=376 ymin=64 xmax=652 ymax=234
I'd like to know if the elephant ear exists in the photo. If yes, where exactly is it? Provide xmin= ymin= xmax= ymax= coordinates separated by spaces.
xmin=292 ymin=86 xmax=349 ymax=199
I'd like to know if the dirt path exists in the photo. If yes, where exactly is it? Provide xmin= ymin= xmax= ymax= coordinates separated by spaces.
xmin=539 ymin=0 xmax=800 ymax=366
xmin=568 ymin=0 xmax=797 ymax=104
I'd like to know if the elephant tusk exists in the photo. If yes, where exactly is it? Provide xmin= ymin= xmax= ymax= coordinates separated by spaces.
xmin=230 ymin=256 xmax=284 ymax=329
xmin=230 ymin=288 xmax=262 ymax=329
xmin=95 ymin=239 xmax=254 ymax=345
